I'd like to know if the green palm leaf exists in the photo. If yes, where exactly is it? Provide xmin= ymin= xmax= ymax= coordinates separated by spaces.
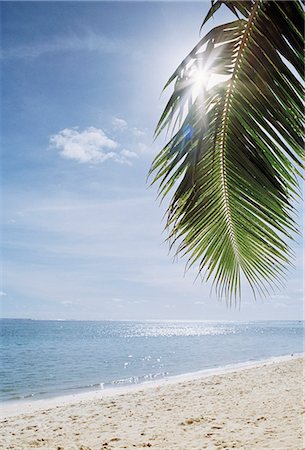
xmin=150 ymin=0 xmax=304 ymax=301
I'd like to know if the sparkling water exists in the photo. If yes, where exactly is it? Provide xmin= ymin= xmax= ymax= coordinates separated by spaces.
xmin=0 ymin=319 xmax=303 ymax=402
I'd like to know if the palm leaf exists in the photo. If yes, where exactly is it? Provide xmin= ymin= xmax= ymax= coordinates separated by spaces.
xmin=150 ymin=0 xmax=304 ymax=301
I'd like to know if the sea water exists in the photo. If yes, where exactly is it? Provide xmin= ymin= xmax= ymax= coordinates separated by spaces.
xmin=0 ymin=319 xmax=303 ymax=403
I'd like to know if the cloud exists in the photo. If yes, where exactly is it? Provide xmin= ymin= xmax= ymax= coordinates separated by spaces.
xmin=120 ymin=149 xmax=138 ymax=159
xmin=0 ymin=291 xmax=7 ymax=297
xmin=111 ymin=298 xmax=124 ymax=303
xmin=131 ymin=127 xmax=146 ymax=137
xmin=50 ymin=125 xmax=147 ymax=165
xmin=1 ymin=32 xmax=129 ymax=61
xmin=112 ymin=117 xmax=128 ymax=131
xmin=111 ymin=117 xmax=147 ymax=141
xmin=136 ymin=142 xmax=152 ymax=154
xmin=50 ymin=127 xmax=138 ymax=164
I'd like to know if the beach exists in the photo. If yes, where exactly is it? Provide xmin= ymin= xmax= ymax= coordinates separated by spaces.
xmin=1 ymin=356 xmax=304 ymax=450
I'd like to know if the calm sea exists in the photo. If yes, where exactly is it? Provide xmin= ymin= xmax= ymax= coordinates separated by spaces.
xmin=0 ymin=319 xmax=303 ymax=403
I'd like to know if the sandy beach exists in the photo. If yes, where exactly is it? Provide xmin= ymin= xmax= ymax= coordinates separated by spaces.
xmin=1 ymin=356 xmax=304 ymax=450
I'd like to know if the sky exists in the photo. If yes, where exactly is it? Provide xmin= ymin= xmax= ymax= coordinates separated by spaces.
xmin=1 ymin=1 xmax=303 ymax=321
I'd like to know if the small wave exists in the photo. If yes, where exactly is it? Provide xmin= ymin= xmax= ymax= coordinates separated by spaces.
xmin=109 ymin=371 xmax=169 ymax=386
xmin=63 ymin=382 xmax=102 ymax=392
xmin=2 ymin=372 xmax=170 ymax=401
xmin=1 ymin=395 xmax=23 ymax=401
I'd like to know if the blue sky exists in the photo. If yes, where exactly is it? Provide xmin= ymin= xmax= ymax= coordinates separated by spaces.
xmin=1 ymin=1 xmax=303 ymax=321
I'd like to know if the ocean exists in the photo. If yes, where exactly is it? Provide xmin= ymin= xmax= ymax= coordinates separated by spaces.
xmin=0 ymin=319 xmax=303 ymax=403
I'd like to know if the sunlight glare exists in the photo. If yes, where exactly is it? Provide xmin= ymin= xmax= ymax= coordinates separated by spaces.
xmin=190 ymin=66 xmax=210 ymax=98
xmin=189 ymin=63 xmax=231 ymax=99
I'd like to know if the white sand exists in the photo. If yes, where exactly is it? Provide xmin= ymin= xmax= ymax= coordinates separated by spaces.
xmin=1 ymin=356 xmax=304 ymax=450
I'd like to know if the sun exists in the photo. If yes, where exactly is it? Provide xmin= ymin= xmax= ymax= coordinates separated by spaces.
xmin=188 ymin=63 xmax=231 ymax=99
xmin=189 ymin=66 xmax=210 ymax=99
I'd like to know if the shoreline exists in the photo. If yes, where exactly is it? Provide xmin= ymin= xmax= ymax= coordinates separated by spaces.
xmin=1 ymin=352 xmax=302 ymax=419
xmin=1 ymin=356 xmax=303 ymax=450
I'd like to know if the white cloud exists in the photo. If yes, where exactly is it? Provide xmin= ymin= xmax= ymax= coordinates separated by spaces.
xmin=50 ymin=127 xmax=139 ymax=165
xmin=50 ymin=127 xmax=143 ymax=165
xmin=120 ymin=149 xmax=138 ymax=159
xmin=0 ymin=291 xmax=7 ymax=297
xmin=112 ymin=117 xmax=128 ymax=131
xmin=111 ymin=118 xmax=147 ymax=142
xmin=131 ymin=127 xmax=146 ymax=137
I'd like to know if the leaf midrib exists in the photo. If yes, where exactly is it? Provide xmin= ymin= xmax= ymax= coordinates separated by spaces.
xmin=217 ymin=0 xmax=262 ymax=266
